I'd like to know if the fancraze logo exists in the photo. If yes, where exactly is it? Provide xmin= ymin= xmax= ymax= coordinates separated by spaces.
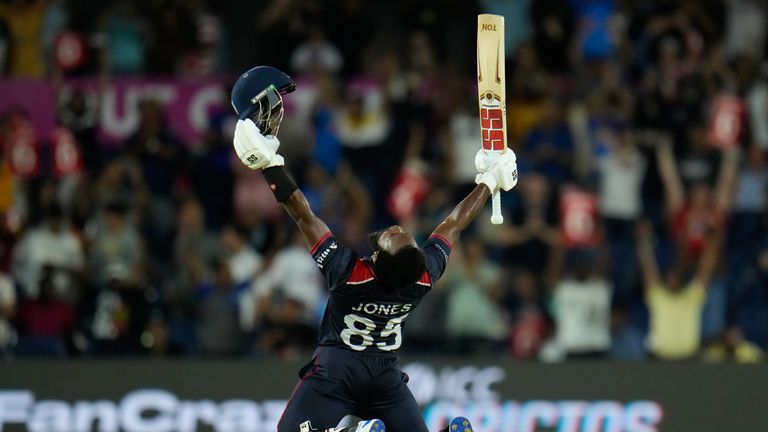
xmin=0 ymin=390 xmax=284 ymax=432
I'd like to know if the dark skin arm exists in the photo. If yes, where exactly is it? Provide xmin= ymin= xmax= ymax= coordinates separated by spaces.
xmin=283 ymin=189 xmax=331 ymax=250
xmin=432 ymin=184 xmax=492 ymax=245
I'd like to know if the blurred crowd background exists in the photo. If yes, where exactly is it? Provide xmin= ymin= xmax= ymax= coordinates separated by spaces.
xmin=0 ymin=0 xmax=767 ymax=363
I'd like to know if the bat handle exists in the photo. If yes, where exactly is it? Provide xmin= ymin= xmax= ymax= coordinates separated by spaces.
xmin=491 ymin=189 xmax=503 ymax=224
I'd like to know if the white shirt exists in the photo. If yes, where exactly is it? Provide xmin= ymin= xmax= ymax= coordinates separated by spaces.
xmin=227 ymin=246 xmax=262 ymax=285
xmin=240 ymin=245 xmax=324 ymax=330
xmin=553 ymin=277 xmax=612 ymax=353
xmin=12 ymin=226 xmax=84 ymax=298
xmin=597 ymin=148 xmax=646 ymax=219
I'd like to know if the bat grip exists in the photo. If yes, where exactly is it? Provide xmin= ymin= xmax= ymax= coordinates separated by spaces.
xmin=491 ymin=189 xmax=503 ymax=224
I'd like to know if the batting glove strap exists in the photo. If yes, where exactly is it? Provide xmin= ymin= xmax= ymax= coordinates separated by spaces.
xmin=262 ymin=166 xmax=298 ymax=203
xmin=475 ymin=171 xmax=498 ymax=194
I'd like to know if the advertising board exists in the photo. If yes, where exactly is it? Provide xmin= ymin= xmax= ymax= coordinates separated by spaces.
xmin=1 ymin=359 xmax=766 ymax=432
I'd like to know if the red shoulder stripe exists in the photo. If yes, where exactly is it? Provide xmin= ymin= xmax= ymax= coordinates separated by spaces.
xmin=416 ymin=271 xmax=431 ymax=287
xmin=347 ymin=259 xmax=375 ymax=285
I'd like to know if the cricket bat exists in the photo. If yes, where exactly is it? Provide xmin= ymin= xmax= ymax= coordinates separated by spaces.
xmin=477 ymin=14 xmax=507 ymax=225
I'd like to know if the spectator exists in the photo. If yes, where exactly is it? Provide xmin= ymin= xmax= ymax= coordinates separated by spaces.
xmin=520 ymin=97 xmax=575 ymax=182
xmin=443 ymin=237 xmax=506 ymax=351
xmin=506 ymin=270 xmax=548 ymax=360
xmin=243 ymin=230 xmax=324 ymax=334
xmin=41 ymin=0 xmax=66 ymax=74
xmin=124 ymin=99 xmax=187 ymax=261
xmin=220 ymin=224 xmax=262 ymax=286
xmin=171 ymin=199 xmax=217 ymax=295
xmin=146 ymin=0 xmax=196 ymax=75
xmin=188 ymin=105 xmax=235 ymax=230
xmin=729 ymin=146 xmax=767 ymax=260
xmin=16 ymin=268 xmax=74 ymax=356
xmin=637 ymin=221 xmax=722 ymax=361
xmin=334 ymin=85 xmax=391 ymax=206
xmin=56 ymin=88 xmax=100 ymax=175
xmin=290 ymin=26 xmax=343 ymax=76
xmin=723 ymin=0 xmax=766 ymax=58
xmin=530 ymin=0 xmax=574 ymax=74
xmin=490 ymin=172 xmax=559 ymax=279
xmin=99 ymin=0 xmax=148 ymax=75
xmin=571 ymin=0 xmax=621 ymax=62
xmin=596 ymin=128 xmax=646 ymax=223
xmin=88 ymin=263 xmax=150 ymax=355
xmin=595 ymin=126 xmax=646 ymax=299
xmin=656 ymin=135 xmax=739 ymax=260
xmin=180 ymin=0 xmax=224 ymax=77
xmin=87 ymin=201 xmax=145 ymax=288
xmin=90 ymin=159 xmax=148 ymax=216
xmin=12 ymin=204 xmax=84 ymax=301
xmin=0 ymin=0 xmax=46 ymax=77
xmin=0 ymin=273 xmax=16 ymax=357
xmin=166 ymin=198 xmax=217 ymax=352
xmin=547 ymin=249 xmax=612 ymax=360
xmin=197 ymin=259 xmax=244 ymax=356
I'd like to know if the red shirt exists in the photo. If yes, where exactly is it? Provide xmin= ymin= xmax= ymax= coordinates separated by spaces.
xmin=672 ymin=206 xmax=724 ymax=258
xmin=19 ymin=300 xmax=75 ymax=337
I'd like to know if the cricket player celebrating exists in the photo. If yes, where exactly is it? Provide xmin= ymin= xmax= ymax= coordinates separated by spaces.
xmin=230 ymin=66 xmax=517 ymax=432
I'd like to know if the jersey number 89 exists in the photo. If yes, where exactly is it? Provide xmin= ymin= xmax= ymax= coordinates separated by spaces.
xmin=340 ymin=313 xmax=409 ymax=351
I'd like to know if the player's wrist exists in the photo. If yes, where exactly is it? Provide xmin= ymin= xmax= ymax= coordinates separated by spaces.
xmin=475 ymin=171 xmax=498 ymax=193
xmin=262 ymin=165 xmax=298 ymax=202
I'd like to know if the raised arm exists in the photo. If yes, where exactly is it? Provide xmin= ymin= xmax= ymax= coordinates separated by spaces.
xmin=433 ymin=149 xmax=519 ymax=244
xmin=692 ymin=228 xmax=722 ymax=286
xmin=636 ymin=221 xmax=661 ymax=288
xmin=655 ymin=133 xmax=685 ymax=215
xmin=432 ymin=184 xmax=492 ymax=245
xmin=232 ymin=119 xmax=332 ymax=249
xmin=280 ymin=186 xmax=331 ymax=250
xmin=714 ymin=147 xmax=740 ymax=212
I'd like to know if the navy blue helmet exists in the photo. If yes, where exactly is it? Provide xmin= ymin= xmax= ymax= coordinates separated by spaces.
xmin=231 ymin=66 xmax=296 ymax=135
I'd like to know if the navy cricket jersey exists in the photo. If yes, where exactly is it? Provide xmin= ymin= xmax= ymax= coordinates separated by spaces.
xmin=310 ymin=232 xmax=452 ymax=354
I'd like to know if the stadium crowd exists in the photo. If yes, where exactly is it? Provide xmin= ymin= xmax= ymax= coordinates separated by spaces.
xmin=0 ymin=0 xmax=766 ymax=363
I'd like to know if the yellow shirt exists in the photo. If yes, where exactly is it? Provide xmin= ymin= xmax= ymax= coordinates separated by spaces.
xmin=0 ymin=0 xmax=46 ymax=77
xmin=646 ymin=281 xmax=706 ymax=360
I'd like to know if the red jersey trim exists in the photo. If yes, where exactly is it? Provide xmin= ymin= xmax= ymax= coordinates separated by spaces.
xmin=347 ymin=259 xmax=375 ymax=284
xmin=416 ymin=271 xmax=431 ymax=287
xmin=310 ymin=231 xmax=333 ymax=255
xmin=429 ymin=233 xmax=452 ymax=249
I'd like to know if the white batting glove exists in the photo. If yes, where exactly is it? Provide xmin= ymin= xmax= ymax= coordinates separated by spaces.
xmin=475 ymin=149 xmax=494 ymax=173
xmin=475 ymin=150 xmax=498 ymax=193
xmin=233 ymin=119 xmax=284 ymax=170
xmin=491 ymin=150 xmax=518 ymax=191
xmin=474 ymin=149 xmax=518 ymax=192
